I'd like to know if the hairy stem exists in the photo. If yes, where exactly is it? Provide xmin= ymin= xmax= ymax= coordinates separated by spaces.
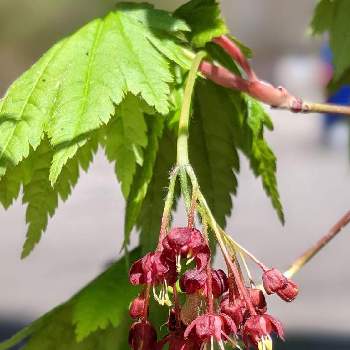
xmin=157 ymin=167 xmax=179 ymax=249
xmin=177 ymin=51 xmax=206 ymax=166
xmin=285 ymin=210 xmax=350 ymax=278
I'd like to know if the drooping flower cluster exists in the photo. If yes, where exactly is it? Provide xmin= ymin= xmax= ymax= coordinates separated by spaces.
xmin=128 ymin=225 xmax=298 ymax=350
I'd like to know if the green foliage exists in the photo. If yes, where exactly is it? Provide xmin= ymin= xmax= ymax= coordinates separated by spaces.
xmin=0 ymin=249 xmax=140 ymax=350
xmin=189 ymin=80 xmax=239 ymax=228
xmin=0 ymin=2 xmax=190 ymax=185
xmin=175 ymin=0 xmax=228 ymax=47
xmin=104 ymin=94 xmax=148 ymax=199
xmin=310 ymin=0 xmax=335 ymax=35
xmin=137 ymin=128 xmax=178 ymax=253
xmin=124 ymin=114 xmax=165 ymax=246
xmin=22 ymin=138 xmax=97 ymax=258
xmin=310 ymin=0 xmax=350 ymax=81
xmin=0 ymin=2 xmax=191 ymax=257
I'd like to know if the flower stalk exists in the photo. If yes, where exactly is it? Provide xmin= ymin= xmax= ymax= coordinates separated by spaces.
xmin=285 ymin=210 xmax=350 ymax=278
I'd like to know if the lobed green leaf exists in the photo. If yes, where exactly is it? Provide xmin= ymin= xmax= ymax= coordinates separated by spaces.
xmin=175 ymin=0 xmax=228 ymax=47
xmin=0 ymin=249 xmax=141 ymax=350
xmin=189 ymin=80 xmax=239 ymax=228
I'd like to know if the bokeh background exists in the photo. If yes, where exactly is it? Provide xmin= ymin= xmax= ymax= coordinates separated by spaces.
xmin=1 ymin=0 xmax=349 ymax=349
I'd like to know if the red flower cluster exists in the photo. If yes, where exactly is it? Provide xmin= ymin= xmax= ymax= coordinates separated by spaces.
xmin=128 ymin=225 xmax=299 ymax=350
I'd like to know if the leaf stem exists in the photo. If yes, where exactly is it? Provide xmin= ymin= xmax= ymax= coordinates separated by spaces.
xmin=157 ymin=167 xmax=179 ymax=249
xmin=284 ymin=210 xmax=350 ymax=278
xmin=177 ymin=51 xmax=206 ymax=166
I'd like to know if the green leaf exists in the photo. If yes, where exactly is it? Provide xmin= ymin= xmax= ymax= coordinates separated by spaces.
xmin=0 ymin=3 xmax=191 ymax=184
xmin=175 ymin=0 xmax=228 ymax=47
xmin=310 ymin=0 xmax=350 ymax=81
xmin=105 ymin=95 xmax=148 ymax=198
xmin=125 ymin=115 xmax=165 ymax=249
xmin=21 ymin=137 xmax=97 ymax=258
xmin=137 ymin=128 xmax=178 ymax=253
xmin=0 ymin=41 xmax=65 ymax=178
xmin=0 ymin=249 xmax=141 ymax=350
xmin=189 ymin=80 xmax=239 ymax=228
xmin=328 ymin=1 xmax=350 ymax=80
xmin=251 ymin=137 xmax=284 ymax=222
xmin=0 ymin=161 xmax=27 ymax=209
xmin=116 ymin=2 xmax=190 ymax=32
xmin=71 ymin=253 xmax=137 ymax=341
xmin=310 ymin=0 xmax=335 ymax=35
xmin=235 ymin=95 xmax=284 ymax=223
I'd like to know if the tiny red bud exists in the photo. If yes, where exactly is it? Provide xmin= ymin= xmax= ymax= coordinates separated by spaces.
xmin=276 ymin=279 xmax=299 ymax=302
xmin=128 ymin=320 xmax=157 ymax=350
xmin=129 ymin=294 xmax=146 ymax=319
xmin=248 ymin=288 xmax=267 ymax=314
xmin=220 ymin=297 xmax=246 ymax=327
xmin=211 ymin=269 xmax=228 ymax=298
xmin=262 ymin=268 xmax=288 ymax=295
xmin=180 ymin=269 xmax=207 ymax=294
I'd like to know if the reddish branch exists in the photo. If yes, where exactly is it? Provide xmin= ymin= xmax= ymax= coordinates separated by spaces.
xmin=200 ymin=35 xmax=350 ymax=116
xmin=285 ymin=210 xmax=350 ymax=278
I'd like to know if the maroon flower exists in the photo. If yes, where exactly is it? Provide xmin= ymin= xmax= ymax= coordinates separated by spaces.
xmin=129 ymin=293 xmax=146 ymax=319
xmin=262 ymin=268 xmax=298 ymax=302
xmin=129 ymin=251 xmax=177 ymax=286
xmin=242 ymin=314 xmax=284 ymax=348
xmin=180 ymin=269 xmax=207 ymax=294
xmin=262 ymin=268 xmax=287 ymax=295
xmin=167 ymin=334 xmax=201 ymax=350
xmin=162 ymin=227 xmax=208 ymax=261
xmin=248 ymin=288 xmax=267 ymax=314
xmin=193 ymin=245 xmax=211 ymax=270
xmin=276 ymin=279 xmax=299 ymax=302
xmin=129 ymin=320 xmax=157 ymax=350
xmin=156 ymin=310 xmax=202 ymax=350
xmin=220 ymin=296 xmax=246 ymax=328
xmin=157 ymin=332 xmax=202 ymax=350
xmin=184 ymin=313 xmax=237 ymax=345
xmin=211 ymin=269 xmax=229 ymax=298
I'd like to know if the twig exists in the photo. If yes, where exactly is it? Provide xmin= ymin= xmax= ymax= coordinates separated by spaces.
xmin=199 ymin=35 xmax=350 ymax=117
xmin=275 ymin=101 xmax=350 ymax=116
xmin=285 ymin=210 xmax=350 ymax=278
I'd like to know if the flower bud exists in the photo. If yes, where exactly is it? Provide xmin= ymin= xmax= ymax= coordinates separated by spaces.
xmin=262 ymin=268 xmax=287 ymax=295
xmin=180 ymin=269 xmax=207 ymax=294
xmin=211 ymin=269 xmax=228 ymax=298
xmin=248 ymin=288 xmax=267 ymax=314
xmin=128 ymin=320 xmax=157 ymax=350
xmin=129 ymin=294 xmax=146 ymax=319
xmin=220 ymin=297 xmax=245 ymax=327
xmin=276 ymin=279 xmax=299 ymax=302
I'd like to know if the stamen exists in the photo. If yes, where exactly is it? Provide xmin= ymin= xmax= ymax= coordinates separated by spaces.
xmin=218 ymin=339 xmax=226 ymax=350
xmin=176 ymin=254 xmax=182 ymax=272
xmin=186 ymin=256 xmax=195 ymax=265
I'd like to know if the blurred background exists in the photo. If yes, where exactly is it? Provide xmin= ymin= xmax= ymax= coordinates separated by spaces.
xmin=0 ymin=0 xmax=349 ymax=349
